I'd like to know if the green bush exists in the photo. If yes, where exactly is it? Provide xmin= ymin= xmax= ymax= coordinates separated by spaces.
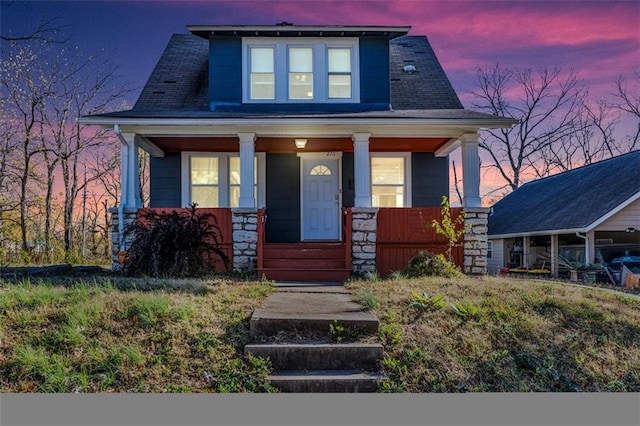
xmin=402 ymin=251 xmax=463 ymax=278
xmin=122 ymin=204 xmax=230 ymax=278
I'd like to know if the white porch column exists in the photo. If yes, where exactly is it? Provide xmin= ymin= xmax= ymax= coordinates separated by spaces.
xmin=353 ymin=132 xmax=372 ymax=208
xmin=460 ymin=132 xmax=482 ymax=208
xmin=237 ymin=132 xmax=256 ymax=208
xmin=586 ymin=231 xmax=596 ymax=264
xmin=118 ymin=132 xmax=142 ymax=209
xmin=522 ymin=236 xmax=531 ymax=268
xmin=550 ymin=234 xmax=559 ymax=277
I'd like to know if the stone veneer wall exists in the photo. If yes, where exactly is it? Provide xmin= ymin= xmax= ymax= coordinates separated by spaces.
xmin=108 ymin=207 xmax=139 ymax=270
xmin=351 ymin=207 xmax=378 ymax=275
xmin=463 ymin=207 xmax=490 ymax=275
xmin=232 ymin=208 xmax=258 ymax=272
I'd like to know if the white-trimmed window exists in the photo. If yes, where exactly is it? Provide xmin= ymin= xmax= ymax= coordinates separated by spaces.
xmin=243 ymin=37 xmax=359 ymax=103
xmin=288 ymin=47 xmax=313 ymax=99
xmin=249 ymin=47 xmax=275 ymax=100
xmin=371 ymin=153 xmax=411 ymax=207
xmin=487 ymin=241 xmax=493 ymax=259
xmin=182 ymin=153 xmax=265 ymax=208
xmin=328 ymin=48 xmax=352 ymax=99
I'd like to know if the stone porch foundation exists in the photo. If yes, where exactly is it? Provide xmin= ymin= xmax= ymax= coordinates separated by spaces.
xmin=108 ymin=207 xmax=139 ymax=270
xmin=232 ymin=208 xmax=258 ymax=272
xmin=351 ymin=207 xmax=378 ymax=275
xmin=463 ymin=207 xmax=490 ymax=275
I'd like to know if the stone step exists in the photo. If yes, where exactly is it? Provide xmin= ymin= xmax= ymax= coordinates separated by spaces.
xmin=268 ymin=370 xmax=385 ymax=393
xmin=245 ymin=343 xmax=383 ymax=371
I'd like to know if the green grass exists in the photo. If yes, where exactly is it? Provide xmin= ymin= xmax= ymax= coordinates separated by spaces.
xmin=1 ymin=273 xmax=639 ymax=393
xmin=347 ymin=275 xmax=640 ymax=392
xmin=0 ymin=276 xmax=276 ymax=393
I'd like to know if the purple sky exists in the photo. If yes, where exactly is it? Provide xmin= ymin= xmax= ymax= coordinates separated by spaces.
xmin=3 ymin=0 xmax=638 ymax=108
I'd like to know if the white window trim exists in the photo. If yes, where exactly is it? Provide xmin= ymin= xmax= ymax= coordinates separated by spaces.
xmin=370 ymin=152 xmax=412 ymax=208
xmin=298 ymin=152 xmax=343 ymax=241
xmin=181 ymin=152 xmax=266 ymax=208
xmin=242 ymin=37 xmax=359 ymax=103
xmin=487 ymin=240 xmax=493 ymax=259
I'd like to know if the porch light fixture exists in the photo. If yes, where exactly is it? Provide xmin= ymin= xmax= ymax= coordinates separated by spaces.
xmin=295 ymin=139 xmax=307 ymax=149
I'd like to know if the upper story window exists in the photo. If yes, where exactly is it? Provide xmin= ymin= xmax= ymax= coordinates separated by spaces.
xmin=243 ymin=38 xmax=359 ymax=103
xmin=250 ymin=47 xmax=275 ymax=100
xmin=288 ymin=47 xmax=313 ymax=99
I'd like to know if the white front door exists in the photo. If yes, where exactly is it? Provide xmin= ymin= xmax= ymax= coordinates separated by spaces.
xmin=301 ymin=156 xmax=340 ymax=240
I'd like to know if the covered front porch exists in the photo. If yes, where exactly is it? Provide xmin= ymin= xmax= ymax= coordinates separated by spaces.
xmin=115 ymin=205 xmax=465 ymax=281
xmin=96 ymin=114 xmax=513 ymax=279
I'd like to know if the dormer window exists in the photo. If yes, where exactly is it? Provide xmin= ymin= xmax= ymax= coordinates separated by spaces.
xmin=243 ymin=38 xmax=359 ymax=103
xmin=249 ymin=47 xmax=275 ymax=99
xmin=288 ymin=47 xmax=313 ymax=99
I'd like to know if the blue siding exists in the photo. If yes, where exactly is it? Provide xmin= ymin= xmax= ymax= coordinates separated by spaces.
xmin=342 ymin=153 xmax=355 ymax=208
xmin=360 ymin=37 xmax=390 ymax=105
xmin=149 ymin=153 xmax=182 ymax=208
xmin=265 ymin=154 xmax=300 ymax=243
xmin=208 ymin=36 xmax=391 ymax=112
xmin=209 ymin=37 xmax=242 ymax=109
xmin=411 ymin=153 xmax=449 ymax=207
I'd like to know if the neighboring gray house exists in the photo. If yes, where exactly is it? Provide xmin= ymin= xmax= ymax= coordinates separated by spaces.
xmin=81 ymin=24 xmax=515 ymax=280
xmin=487 ymin=151 xmax=640 ymax=277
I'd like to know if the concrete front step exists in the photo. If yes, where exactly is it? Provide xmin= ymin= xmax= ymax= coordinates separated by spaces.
xmin=250 ymin=311 xmax=379 ymax=336
xmin=250 ymin=291 xmax=379 ymax=336
xmin=245 ymin=343 xmax=383 ymax=371
xmin=268 ymin=370 xmax=385 ymax=393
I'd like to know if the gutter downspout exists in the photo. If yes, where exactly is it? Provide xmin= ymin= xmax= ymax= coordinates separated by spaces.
xmin=114 ymin=124 xmax=127 ymax=252
xmin=576 ymin=232 xmax=590 ymax=264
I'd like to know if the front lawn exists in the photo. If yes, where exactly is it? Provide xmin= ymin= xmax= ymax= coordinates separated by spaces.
xmin=1 ymin=273 xmax=638 ymax=392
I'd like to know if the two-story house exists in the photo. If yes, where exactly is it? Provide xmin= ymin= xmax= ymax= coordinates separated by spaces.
xmin=81 ymin=24 xmax=515 ymax=281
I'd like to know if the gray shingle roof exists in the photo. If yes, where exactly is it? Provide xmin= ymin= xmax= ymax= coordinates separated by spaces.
xmin=488 ymin=151 xmax=640 ymax=236
xmin=390 ymin=36 xmax=463 ymax=110
xmin=124 ymin=32 xmax=463 ymax=115
xmin=133 ymin=34 xmax=209 ymax=112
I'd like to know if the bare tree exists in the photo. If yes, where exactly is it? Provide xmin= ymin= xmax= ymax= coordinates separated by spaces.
xmin=611 ymin=71 xmax=640 ymax=152
xmin=0 ymin=44 xmax=54 ymax=252
xmin=0 ymin=1 xmax=67 ymax=44
xmin=472 ymin=64 xmax=586 ymax=193
xmin=38 ymin=46 xmax=130 ymax=254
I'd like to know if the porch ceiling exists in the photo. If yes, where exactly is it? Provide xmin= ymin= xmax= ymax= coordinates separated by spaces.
xmin=147 ymin=136 xmax=451 ymax=153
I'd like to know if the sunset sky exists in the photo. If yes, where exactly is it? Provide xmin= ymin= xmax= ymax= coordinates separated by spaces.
xmin=2 ymin=0 xmax=639 ymax=201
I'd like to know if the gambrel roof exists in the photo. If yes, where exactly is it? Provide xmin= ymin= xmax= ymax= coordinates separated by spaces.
xmin=488 ymin=151 xmax=640 ymax=237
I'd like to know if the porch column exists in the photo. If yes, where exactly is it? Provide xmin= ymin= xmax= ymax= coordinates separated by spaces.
xmin=550 ymin=234 xmax=559 ymax=277
xmin=111 ymin=131 xmax=142 ymax=270
xmin=586 ymin=231 xmax=596 ymax=264
xmin=353 ymin=132 xmax=372 ymax=208
xmin=460 ymin=132 xmax=481 ymax=208
xmin=237 ymin=132 xmax=256 ymax=208
xmin=238 ymin=133 xmax=256 ymax=208
xmin=522 ymin=236 xmax=531 ymax=268
xmin=118 ymin=132 xmax=142 ymax=209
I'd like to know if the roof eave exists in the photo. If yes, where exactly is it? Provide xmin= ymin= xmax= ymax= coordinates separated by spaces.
xmin=187 ymin=25 xmax=411 ymax=40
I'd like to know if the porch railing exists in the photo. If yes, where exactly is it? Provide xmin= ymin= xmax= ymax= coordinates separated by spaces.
xmin=376 ymin=207 xmax=464 ymax=276
xmin=257 ymin=208 xmax=266 ymax=271
xmin=343 ymin=208 xmax=352 ymax=271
